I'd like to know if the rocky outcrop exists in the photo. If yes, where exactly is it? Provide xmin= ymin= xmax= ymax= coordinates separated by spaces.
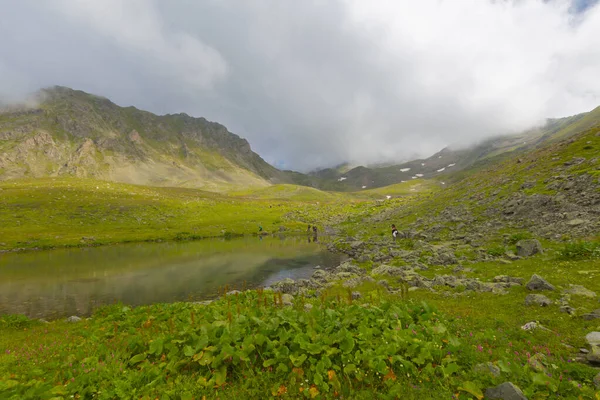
xmin=526 ymin=275 xmax=555 ymax=291
xmin=515 ymin=239 xmax=543 ymax=257
xmin=484 ymin=382 xmax=527 ymax=400
xmin=525 ymin=294 xmax=552 ymax=307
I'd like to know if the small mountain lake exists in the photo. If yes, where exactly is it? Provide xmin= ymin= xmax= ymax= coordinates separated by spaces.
xmin=0 ymin=236 xmax=345 ymax=320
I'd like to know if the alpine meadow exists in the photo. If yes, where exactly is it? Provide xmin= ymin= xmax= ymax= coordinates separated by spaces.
xmin=2 ymin=1 xmax=600 ymax=399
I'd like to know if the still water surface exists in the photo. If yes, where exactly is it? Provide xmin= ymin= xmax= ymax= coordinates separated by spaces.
xmin=0 ymin=236 xmax=344 ymax=319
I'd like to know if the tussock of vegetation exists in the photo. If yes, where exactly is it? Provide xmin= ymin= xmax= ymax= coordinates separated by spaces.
xmin=557 ymin=241 xmax=600 ymax=260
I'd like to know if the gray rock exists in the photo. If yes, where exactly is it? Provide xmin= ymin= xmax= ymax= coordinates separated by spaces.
xmin=334 ymin=262 xmax=365 ymax=275
xmin=526 ymin=274 xmax=555 ymax=291
xmin=588 ymin=345 xmax=600 ymax=365
xmin=281 ymin=294 xmax=294 ymax=306
xmin=371 ymin=265 xmax=404 ymax=276
xmin=484 ymin=382 xmax=528 ymax=400
xmin=66 ymin=316 xmax=82 ymax=323
xmin=525 ymin=294 xmax=552 ymax=307
xmin=563 ymin=284 xmax=596 ymax=298
xmin=342 ymin=277 xmax=362 ymax=288
xmin=351 ymin=291 xmax=362 ymax=300
xmin=582 ymin=309 xmax=600 ymax=320
xmin=377 ymin=279 xmax=390 ymax=289
xmin=493 ymin=275 xmax=525 ymax=285
xmin=580 ymin=348 xmax=589 ymax=354
xmin=586 ymin=332 xmax=600 ymax=346
xmin=528 ymin=353 xmax=546 ymax=372
xmin=516 ymin=239 xmax=543 ymax=257
xmin=227 ymin=290 xmax=241 ymax=295
xmin=311 ymin=270 xmax=332 ymax=285
xmin=474 ymin=362 xmax=501 ymax=377
xmin=304 ymin=303 xmax=313 ymax=312
xmin=271 ymin=278 xmax=299 ymax=294
xmin=192 ymin=300 xmax=213 ymax=306
xmin=593 ymin=372 xmax=600 ymax=389
xmin=559 ymin=305 xmax=576 ymax=314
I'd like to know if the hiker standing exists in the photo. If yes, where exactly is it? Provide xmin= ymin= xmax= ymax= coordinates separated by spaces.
xmin=391 ymin=224 xmax=399 ymax=241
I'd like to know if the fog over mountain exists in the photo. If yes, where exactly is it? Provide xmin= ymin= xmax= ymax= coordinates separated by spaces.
xmin=1 ymin=0 xmax=599 ymax=171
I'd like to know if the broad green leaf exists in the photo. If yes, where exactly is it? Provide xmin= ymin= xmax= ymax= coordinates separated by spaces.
xmin=129 ymin=353 xmax=146 ymax=365
xmin=344 ymin=363 xmax=357 ymax=374
xmin=339 ymin=334 xmax=355 ymax=353
xmin=458 ymin=381 xmax=484 ymax=400
xmin=263 ymin=359 xmax=277 ymax=368
xmin=215 ymin=365 xmax=227 ymax=386
xmin=183 ymin=345 xmax=194 ymax=357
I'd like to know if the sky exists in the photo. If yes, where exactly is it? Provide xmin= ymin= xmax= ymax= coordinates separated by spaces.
xmin=1 ymin=0 xmax=599 ymax=171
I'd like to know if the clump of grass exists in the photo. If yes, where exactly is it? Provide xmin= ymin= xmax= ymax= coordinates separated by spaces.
xmin=486 ymin=245 xmax=505 ymax=257
xmin=506 ymin=232 xmax=532 ymax=245
xmin=557 ymin=241 xmax=600 ymax=260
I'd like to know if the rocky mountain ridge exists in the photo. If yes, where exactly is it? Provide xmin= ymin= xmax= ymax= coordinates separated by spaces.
xmin=0 ymin=86 xmax=287 ymax=190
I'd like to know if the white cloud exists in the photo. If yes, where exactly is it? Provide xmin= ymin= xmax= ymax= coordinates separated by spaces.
xmin=1 ymin=0 xmax=599 ymax=171
xmin=53 ymin=0 xmax=228 ymax=90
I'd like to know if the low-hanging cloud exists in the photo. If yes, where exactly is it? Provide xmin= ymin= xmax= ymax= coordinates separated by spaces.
xmin=1 ymin=0 xmax=599 ymax=171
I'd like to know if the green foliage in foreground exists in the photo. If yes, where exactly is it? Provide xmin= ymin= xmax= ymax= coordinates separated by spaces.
xmin=1 ymin=290 xmax=598 ymax=399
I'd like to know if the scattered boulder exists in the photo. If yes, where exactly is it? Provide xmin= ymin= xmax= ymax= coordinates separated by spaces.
xmin=334 ymin=262 xmax=365 ymax=276
xmin=474 ymin=362 xmax=501 ymax=377
xmin=342 ymin=277 xmax=362 ymax=288
xmin=304 ymin=303 xmax=313 ymax=312
xmin=66 ymin=316 xmax=82 ymax=323
xmin=311 ymin=270 xmax=332 ymax=285
xmin=351 ymin=291 xmax=362 ymax=300
xmin=192 ymin=300 xmax=213 ymax=306
xmin=559 ymin=305 xmax=576 ymax=315
xmin=563 ymin=284 xmax=596 ymax=298
xmin=566 ymin=219 xmax=587 ymax=226
xmin=586 ymin=332 xmax=600 ymax=346
xmin=525 ymin=294 xmax=552 ymax=307
xmin=281 ymin=294 xmax=294 ymax=306
xmin=582 ymin=309 xmax=600 ymax=320
xmin=528 ymin=353 xmax=547 ymax=372
xmin=371 ymin=265 xmax=404 ymax=277
xmin=377 ymin=279 xmax=390 ymax=289
xmin=588 ymin=346 xmax=600 ymax=365
xmin=526 ymin=274 xmax=555 ymax=291
xmin=227 ymin=290 xmax=241 ymax=295
xmin=516 ymin=239 xmax=543 ymax=257
xmin=593 ymin=372 xmax=600 ymax=389
xmin=271 ymin=278 xmax=299 ymax=294
xmin=493 ymin=275 xmax=525 ymax=285
xmin=484 ymin=382 xmax=528 ymax=400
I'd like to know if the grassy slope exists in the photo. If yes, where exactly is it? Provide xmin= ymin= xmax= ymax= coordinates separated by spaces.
xmin=0 ymin=178 xmax=405 ymax=252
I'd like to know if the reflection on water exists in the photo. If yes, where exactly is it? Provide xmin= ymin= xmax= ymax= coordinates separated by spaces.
xmin=0 ymin=236 xmax=344 ymax=319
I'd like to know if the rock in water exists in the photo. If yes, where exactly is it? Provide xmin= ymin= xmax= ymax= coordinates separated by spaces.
xmin=526 ymin=274 xmax=555 ymax=291
xmin=484 ymin=382 xmax=528 ymax=400
xmin=525 ymin=294 xmax=552 ymax=307
xmin=516 ymin=239 xmax=543 ymax=257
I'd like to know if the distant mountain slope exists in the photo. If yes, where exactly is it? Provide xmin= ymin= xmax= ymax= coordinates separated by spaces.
xmin=0 ymin=87 xmax=287 ymax=190
xmin=312 ymin=106 xmax=600 ymax=191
